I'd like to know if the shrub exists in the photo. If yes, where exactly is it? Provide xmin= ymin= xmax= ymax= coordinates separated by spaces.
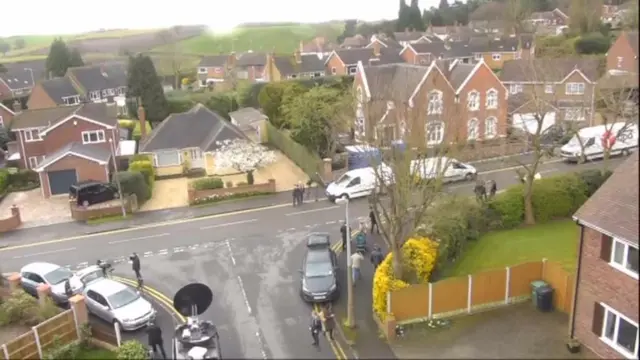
xmin=130 ymin=154 xmax=151 ymax=162
xmin=192 ymin=177 xmax=224 ymax=190
xmin=117 ymin=340 xmax=148 ymax=360
xmin=185 ymin=168 xmax=206 ymax=178
xmin=225 ymin=181 xmax=233 ymax=188
xmin=132 ymin=121 xmax=152 ymax=141
xmin=531 ymin=174 xmax=587 ymax=223
xmin=372 ymin=237 xmax=438 ymax=320
xmin=128 ymin=160 xmax=155 ymax=189
xmin=8 ymin=169 xmax=39 ymax=188
xmin=246 ymin=171 xmax=254 ymax=185
xmin=0 ymin=169 xmax=9 ymax=193
xmin=43 ymin=336 xmax=81 ymax=360
xmin=0 ymin=290 xmax=59 ymax=326
xmin=488 ymin=185 xmax=525 ymax=229
xmin=577 ymin=169 xmax=612 ymax=197
xmin=117 ymin=171 xmax=150 ymax=202
xmin=117 ymin=119 xmax=136 ymax=130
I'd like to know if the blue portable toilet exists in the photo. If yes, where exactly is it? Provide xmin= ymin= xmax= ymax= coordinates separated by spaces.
xmin=345 ymin=145 xmax=382 ymax=170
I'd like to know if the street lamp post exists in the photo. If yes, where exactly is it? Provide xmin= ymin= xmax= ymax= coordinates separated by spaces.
xmin=336 ymin=197 xmax=355 ymax=328
xmin=108 ymin=138 xmax=127 ymax=217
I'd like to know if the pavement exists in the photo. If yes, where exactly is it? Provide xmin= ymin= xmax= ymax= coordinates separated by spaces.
xmin=0 ymin=156 xmax=625 ymax=359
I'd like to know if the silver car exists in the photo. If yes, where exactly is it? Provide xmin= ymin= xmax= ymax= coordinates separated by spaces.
xmin=20 ymin=262 xmax=75 ymax=305
xmin=83 ymin=279 xmax=156 ymax=331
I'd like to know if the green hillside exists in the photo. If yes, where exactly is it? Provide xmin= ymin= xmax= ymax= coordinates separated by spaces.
xmin=152 ymin=23 xmax=344 ymax=55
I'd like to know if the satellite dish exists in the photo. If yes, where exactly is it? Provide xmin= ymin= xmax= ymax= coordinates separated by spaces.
xmin=173 ymin=283 xmax=213 ymax=317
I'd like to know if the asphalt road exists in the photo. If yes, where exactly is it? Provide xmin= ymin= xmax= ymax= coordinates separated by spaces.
xmin=0 ymin=157 xmax=624 ymax=359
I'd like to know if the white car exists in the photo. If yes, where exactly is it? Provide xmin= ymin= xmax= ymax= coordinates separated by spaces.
xmin=70 ymin=265 xmax=106 ymax=290
xmin=83 ymin=278 xmax=156 ymax=331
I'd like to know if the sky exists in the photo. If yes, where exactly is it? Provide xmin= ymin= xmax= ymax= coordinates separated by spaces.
xmin=1 ymin=0 xmax=444 ymax=37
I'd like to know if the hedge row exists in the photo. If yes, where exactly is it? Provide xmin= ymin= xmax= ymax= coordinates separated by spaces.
xmin=372 ymin=237 xmax=438 ymax=321
xmin=0 ymin=169 xmax=40 ymax=194
xmin=192 ymin=177 xmax=224 ymax=190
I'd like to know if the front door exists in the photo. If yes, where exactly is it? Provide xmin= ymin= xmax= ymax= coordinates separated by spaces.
xmin=190 ymin=149 xmax=204 ymax=168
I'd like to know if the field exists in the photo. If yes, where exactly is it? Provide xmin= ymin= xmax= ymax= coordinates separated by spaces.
xmin=445 ymin=220 xmax=579 ymax=277
xmin=151 ymin=23 xmax=345 ymax=55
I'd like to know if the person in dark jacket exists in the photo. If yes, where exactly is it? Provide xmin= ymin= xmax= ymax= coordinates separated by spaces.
xmin=64 ymin=278 xmax=73 ymax=298
xmin=130 ymin=253 xmax=141 ymax=278
xmin=369 ymin=208 xmax=379 ymax=234
xmin=323 ymin=305 xmax=336 ymax=340
xmin=310 ymin=311 xmax=322 ymax=347
xmin=340 ymin=221 xmax=348 ymax=251
xmin=146 ymin=320 xmax=166 ymax=359
xmin=292 ymin=185 xmax=300 ymax=206
xmin=474 ymin=180 xmax=487 ymax=202
xmin=488 ymin=180 xmax=497 ymax=199
xmin=370 ymin=246 xmax=385 ymax=269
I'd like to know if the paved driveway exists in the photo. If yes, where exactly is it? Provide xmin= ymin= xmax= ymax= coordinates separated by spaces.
xmin=0 ymin=189 xmax=71 ymax=228
xmin=140 ymin=178 xmax=189 ymax=212
xmin=390 ymin=303 xmax=597 ymax=359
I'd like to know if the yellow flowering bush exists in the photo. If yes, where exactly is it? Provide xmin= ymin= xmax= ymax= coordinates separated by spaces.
xmin=372 ymin=237 xmax=438 ymax=320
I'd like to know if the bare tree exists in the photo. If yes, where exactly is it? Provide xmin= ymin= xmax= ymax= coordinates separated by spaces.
xmin=508 ymin=58 xmax=595 ymax=225
xmin=156 ymin=27 xmax=184 ymax=89
xmin=357 ymin=83 xmax=458 ymax=280
xmin=503 ymin=0 xmax=531 ymax=35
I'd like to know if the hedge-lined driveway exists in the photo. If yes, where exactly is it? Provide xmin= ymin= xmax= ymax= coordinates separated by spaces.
xmin=1 ymin=189 xmax=71 ymax=227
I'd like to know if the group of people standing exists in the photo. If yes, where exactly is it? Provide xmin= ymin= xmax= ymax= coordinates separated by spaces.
xmin=292 ymin=182 xmax=308 ymax=206
xmin=474 ymin=179 xmax=498 ymax=202
xmin=309 ymin=304 xmax=337 ymax=348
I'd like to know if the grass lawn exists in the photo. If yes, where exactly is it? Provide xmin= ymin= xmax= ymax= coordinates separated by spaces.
xmin=77 ymin=347 xmax=116 ymax=359
xmin=152 ymin=23 xmax=344 ymax=55
xmin=445 ymin=220 xmax=579 ymax=277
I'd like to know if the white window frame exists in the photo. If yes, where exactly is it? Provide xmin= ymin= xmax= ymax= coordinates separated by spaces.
xmin=24 ymin=128 xmax=43 ymax=142
xmin=355 ymin=105 xmax=366 ymax=138
xmin=467 ymin=90 xmax=480 ymax=111
xmin=101 ymin=89 xmax=109 ymax=98
xmin=509 ymin=83 xmax=523 ymax=94
xmin=565 ymin=82 xmax=585 ymax=95
xmin=154 ymin=150 xmax=181 ymax=167
xmin=485 ymin=89 xmax=498 ymax=109
xmin=484 ymin=117 xmax=498 ymax=139
xmin=600 ymin=302 xmax=639 ymax=359
xmin=198 ymin=67 xmax=207 ymax=74
xmin=236 ymin=70 xmax=249 ymax=80
xmin=427 ymin=90 xmax=443 ymax=115
xmin=425 ymin=121 xmax=445 ymax=146
xmin=117 ymin=87 xmax=125 ymax=96
xmin=348 ymin=67 xmax=357 ymax=75
xmin=610 ymin=237 xmax=639 ymax=279
xmin=492 ymin=53 xmax=502 ymax=61
xmin=545 ymin=84 xmax=554 ymax=94
xmin=81 ymin=130 xmax=106 ymax=144
xmin=467 ymin=118 xmax=479 ymax=140
xmin=314 ymin=72 xmax=322 ymax=78
xmin=331 ymin=67 xmax=337 ymax=75
xmin=474 ymin=53 xmax=482 ymax=60
xmin=89 ymin=91 xmax=101 ymax=101
xmin=28 ymin=155 xmax=45 ymax=168
xmin=617 ymin=56 xmax=623 ymax=68
xmin=107 ymin=88 xmax=115 ymax=96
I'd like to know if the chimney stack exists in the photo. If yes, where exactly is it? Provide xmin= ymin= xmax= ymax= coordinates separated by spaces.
xmin=294 ymin=49 xmax=302 ymax=64
xmin=12 ymin=100 xmax=22 ymax=113
xmin=372 ymin=40 xmax=381 ymax=57
xmin=136 ymin=98 xmax=147 ymax=141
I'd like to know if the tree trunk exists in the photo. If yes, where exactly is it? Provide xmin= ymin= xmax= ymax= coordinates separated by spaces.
xmin=602 ymin=149 xmax=611 ymax=173
xmin=391 ymin=243 xmax=403 ymax=280
xmin=523 ymin=180 xmax=536 ymax=225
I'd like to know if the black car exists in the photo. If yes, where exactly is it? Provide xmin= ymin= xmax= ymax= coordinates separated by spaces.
xmin=300 ymin=233 xmax=339 ymax=303
xmin=69 ymin=180 xmax=119 ymax=207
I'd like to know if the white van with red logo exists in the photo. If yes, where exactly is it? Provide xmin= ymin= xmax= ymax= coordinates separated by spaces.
xmin=560 ymin=123 xmax=638 ymax=162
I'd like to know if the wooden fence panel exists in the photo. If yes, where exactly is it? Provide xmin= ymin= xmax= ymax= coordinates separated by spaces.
xmin=36 ymin=311 xmax=77 ymax=354
xmin=565 ymin=274 xmax=576 ymax=313
xmin=543 ymin=262 xmax=574 ymax=313
xmin=508 ymin=261 xmax=543 ymax=298
xmin=5 ymin=332 xmax=39 ymax=360
xmin=471 ymin=269 xmax=507 ymax=308
xmin=89 ymin=322 xmax=118 ymax=347
xmin=390 ymin=285 xmax=429 ymax=322
xmin=431 ymin=276 xmax=468 ymax=316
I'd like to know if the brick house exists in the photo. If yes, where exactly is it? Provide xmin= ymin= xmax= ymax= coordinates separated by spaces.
xmin=393 ymin=30 xmax=443 ymax=47
xmin=501 ymin=58 xmax=600 ymax=125
xmin=0 ymin=102 xmax=15 ymax=128
xmin=264 ymin=51 xmax=326 ymax=81
xmin=325 ymin=43 xmax=404 ymax=76
xmin=9 ymin=102 xmax=119 ymax=198
xmin=400 ymin=42 xmax=477 ymax=65
xmin=353 ymin=58 xmax=507 ymax=147
xmin=570 ymin=152 xmax=638 ymax=359
xmin=27 ymin=77 xmax=83 ymax=109
xmin=528 ymin=8 xmax=570 ymax=26
xmin=605 ymin=31 xmax=638 ymax=75
xmin=469 ymin=35 xmax=535 ymax=70
xmin=196 ymin=52 xmax=267 ymax=87
xmin=366 ymin=35 xmax=403 ymax=51
xmin=197 ymin=55 xmax=232 ymax=88
xmin=0 ymin=68 xmax=35 ymax=101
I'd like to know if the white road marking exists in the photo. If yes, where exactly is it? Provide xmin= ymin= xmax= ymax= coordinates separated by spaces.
xmin=173 ymin=246 xmax=185 ymax=253
xmin=143 ymin=251 xmax=154 ymax=257
xmin=285 ymin=206 xmax=339 ymax=216
xmin=77 ymin=261 xmax=88 ymax=269
xmin=13 ymin=247 xmax=76 ymax=259
xmin=237 ymin=275 xmax=252 ymax=315
xmin=200 ymin=219 xmax=257 ymax=230
xmin=225 ymin=239 xmax=236 ymax=266
xmin=108 ymin=233 xmax=170 ymax=245
xmin=158 ymin=249 xmax=168 ymax=255
xmin=287 ymin=228 xmax=296 ymax=231
xmin=325 ymin=220 xmax=336 ymax=225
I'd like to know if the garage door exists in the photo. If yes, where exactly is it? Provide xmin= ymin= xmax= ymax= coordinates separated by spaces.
xmin=47 ymin=170 xmax=78 ymax=195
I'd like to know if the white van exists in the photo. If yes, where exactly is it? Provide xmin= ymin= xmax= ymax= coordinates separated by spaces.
xmin=325 ymin=165 xmax=393 ymax=202
xmin=411 ymin=156 xmax=477 ymax=183
xmin=560 ymin=123 xmax=638 ymax=162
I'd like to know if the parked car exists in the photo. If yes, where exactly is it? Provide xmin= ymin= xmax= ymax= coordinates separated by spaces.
xmin=83 ymin=278 xmax=156 ymax=331
xmin=69 ymin=265 xmax=106 ymax=290
xmin=299 ymin=233 xmax=339 ymax=303
xmin=69 ymin=180 xmax=119 ymax=207
xmin=20 ymin=262 xmax=76 ymax=305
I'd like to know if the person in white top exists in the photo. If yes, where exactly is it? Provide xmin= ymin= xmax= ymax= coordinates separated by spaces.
xmin=350 ymin=251 xmax=364 ymax=283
